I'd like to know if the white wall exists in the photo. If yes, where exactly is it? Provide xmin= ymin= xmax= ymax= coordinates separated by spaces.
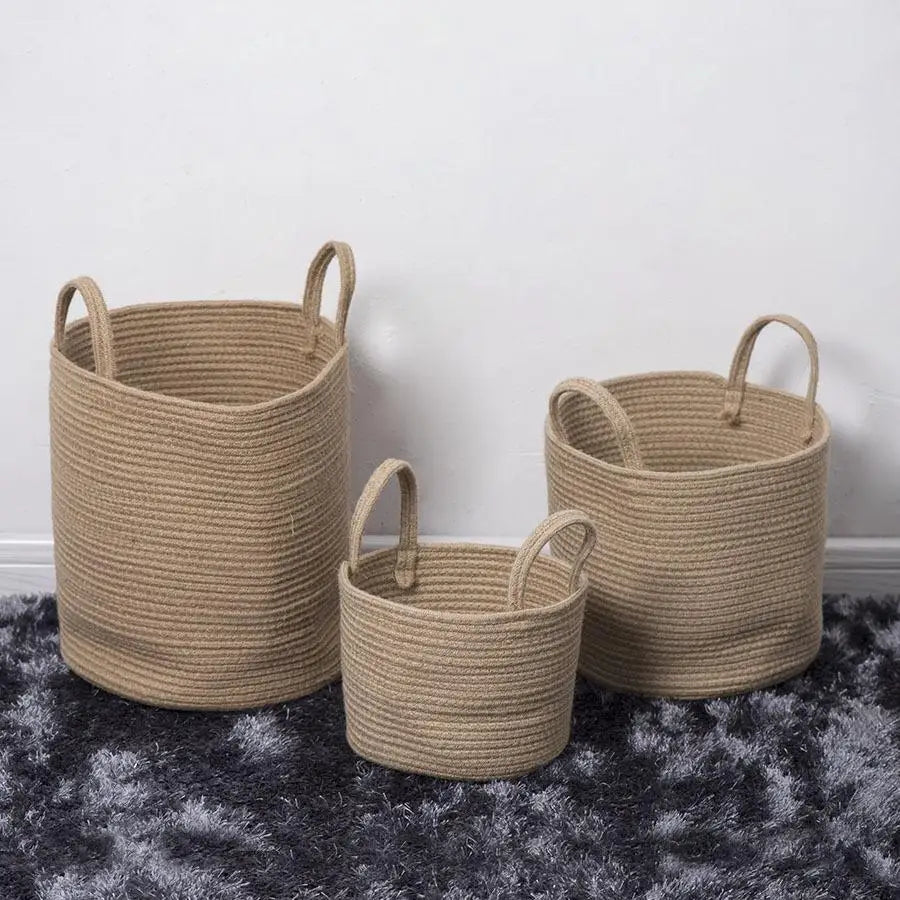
xmin=2 ymin=1 xmax=899 ymax=545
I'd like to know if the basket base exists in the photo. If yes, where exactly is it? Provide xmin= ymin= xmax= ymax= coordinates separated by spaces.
xmin=59 ymin=633 xmax=341 ymax=711
xmin=344 ymin=725 xmax=570 ymax=782
xmin=579 ymin=645 xmax=822 ymax=700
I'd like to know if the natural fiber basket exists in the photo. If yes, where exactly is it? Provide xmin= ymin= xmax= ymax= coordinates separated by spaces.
xmin=545 ymin=315 xmax=830 ymax=699
xmin=339 ymin=459 xmax=596 ymax=780
xmin=50 ymin=241 xmax=356 ymax=709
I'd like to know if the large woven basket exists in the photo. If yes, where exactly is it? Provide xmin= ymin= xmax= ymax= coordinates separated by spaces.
xmin=545 ymin=315 xmax=830 ymax=699
xmin=339 ymin=459 xmax=596 ymax=780
xmin=50 ymin=241 xmax=356 ymax=709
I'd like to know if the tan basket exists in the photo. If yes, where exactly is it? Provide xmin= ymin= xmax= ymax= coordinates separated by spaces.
xmin=49 ymin=241 xmax=356 ymax=709
xmin=339 ymin=459 xmax=596 ymax=780
xmin=545 ymin=315 xmax=830 ymax=699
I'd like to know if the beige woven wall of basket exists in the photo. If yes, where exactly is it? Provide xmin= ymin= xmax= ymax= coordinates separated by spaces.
xmin=49 ymin=241 xmax=356 ymax=710
xmin=545 ymin=315 xmax=830 ymax=699
xmin=339 ymin=459 xmax=597 ymax=780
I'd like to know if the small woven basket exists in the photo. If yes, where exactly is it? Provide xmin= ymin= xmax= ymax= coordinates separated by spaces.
xmin=545 ymin=315 xmax=830 ymax=699
xmin=50 ymin=241 xmax=356 ymax=709
xmin=339 ymin=459 xmax=596 ymax=780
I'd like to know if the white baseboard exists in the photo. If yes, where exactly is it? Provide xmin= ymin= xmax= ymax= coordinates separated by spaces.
xmin=1 ymin=535 xmax=897 ymax=597
xmin=820 ymin=537 xmax=900 ymax=596
xmin=0 ymin=536 xmax=57 ymax=595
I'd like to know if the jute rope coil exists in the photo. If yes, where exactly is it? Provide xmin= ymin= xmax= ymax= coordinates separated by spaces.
xmin=545 ymin=315 xmax=830 ymax=699
xmin=339 ymin=459 xmax=596 ymax=780
xmin=50 ymin=241 xmax=356 ymax=709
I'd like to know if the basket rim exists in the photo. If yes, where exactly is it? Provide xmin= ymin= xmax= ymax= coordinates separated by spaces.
xmin=50 ymin=299 xmax=348 ymax=414
xmin=339 ymin=543 xmax=588 ymax=626
xmin=546 ymin=368 xmax=831 ymax=482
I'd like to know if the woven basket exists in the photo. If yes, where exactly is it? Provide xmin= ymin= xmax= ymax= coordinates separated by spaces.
xmin=50 ymin=241 xmax=356 ymax=710
xmin=339 ymin=459 xmax=596 ymax=780
xmin=545 ymin=315 xmax=830 ymax=699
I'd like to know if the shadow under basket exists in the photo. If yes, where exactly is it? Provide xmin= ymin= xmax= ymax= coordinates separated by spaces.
xmin=545 ymin=315 xmax=830 ymax=699
xmin=339 ymin=460 xmax=597 ymax=780
xmin=49 ymin=241 xmax=356 ymax=709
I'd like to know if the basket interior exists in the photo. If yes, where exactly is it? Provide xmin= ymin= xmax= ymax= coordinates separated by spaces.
xmin=350 ymin=544 xmax=577 ymax=615
xmin=555 ymin=372 xmax=828 ymax=472
xmin=61 ymin=302 xmax=341 ymax=404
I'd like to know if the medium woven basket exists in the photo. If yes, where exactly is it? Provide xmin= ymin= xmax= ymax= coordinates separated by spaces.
xmin=339 ymin=459 xmax=596 ymax=780
xmin=545 ymin=315 xmax=830 ymax=699
xmin=50 ymin=241 xmax=356 ymax=710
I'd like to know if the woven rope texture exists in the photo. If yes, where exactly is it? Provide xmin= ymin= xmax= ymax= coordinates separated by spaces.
xmin=545 ymin=315 xmax=830 ymax=699
xmin=339 ymin=459 xmax=596 ymax=780
xmin=49 ymin=242 xmax=355 ymax=709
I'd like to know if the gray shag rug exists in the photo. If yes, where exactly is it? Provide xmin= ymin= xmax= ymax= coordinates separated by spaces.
xmin=0 ymin=595 xmax=898 ymax=900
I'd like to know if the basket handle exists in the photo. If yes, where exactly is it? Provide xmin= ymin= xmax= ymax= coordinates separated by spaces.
xmin=549 ymin=378 xmax=644 ymax=470
xmin=506 ymin=510 xmax=596 ymax=611
xmin=722 ymin=314 xmax=819 ymax=444
xmin=301 ymin=240 xmax=356 ymax=355
xmin=348 ymin=458 xmax=418 ymax=589
xmin=55 ymin=277 xmax=117 ymax=380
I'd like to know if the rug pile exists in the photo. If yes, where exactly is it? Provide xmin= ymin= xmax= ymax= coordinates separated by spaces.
xmin=0 ymin=594 xmax=897 ymax=899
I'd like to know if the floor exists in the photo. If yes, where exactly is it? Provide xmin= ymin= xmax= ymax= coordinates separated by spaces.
xmin=0 ymin=593 xmax=897 ymax=900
